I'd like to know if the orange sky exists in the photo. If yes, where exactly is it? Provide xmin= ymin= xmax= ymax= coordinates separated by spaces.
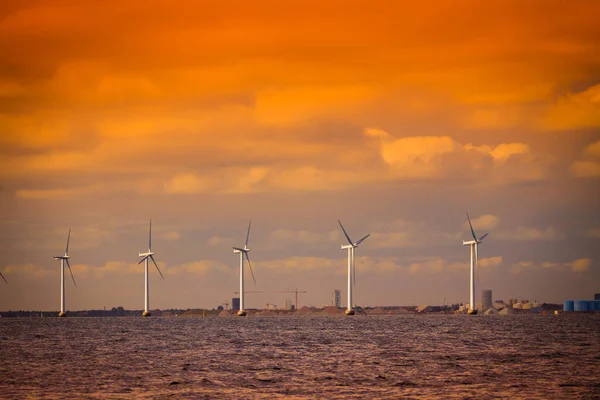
xmin=0 ymin=1 xmax=599 ymax=310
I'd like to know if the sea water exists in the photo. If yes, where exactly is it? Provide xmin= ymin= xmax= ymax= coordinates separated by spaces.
xmin=1 ymin=314 xmax=599 ymax=399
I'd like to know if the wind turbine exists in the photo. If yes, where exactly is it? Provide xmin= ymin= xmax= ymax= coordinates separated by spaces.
xmin=463 ymin=212 xmax=489 ymax=315
xmin=54 ymin=229 xmax=76 ymax=317
xmin=338 ymin=220 xmax=370 ymax=316
xmin=232 ymin=220 xmax=256 ymax=316
xmin=138 ymin=220 xmax=164 ymax=317
xmin=0 ymin=271 xmax=7 ymax=284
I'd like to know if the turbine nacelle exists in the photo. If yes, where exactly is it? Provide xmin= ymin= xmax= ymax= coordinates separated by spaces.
xmin=137 ymin=221 xmax=164 ymax=280
xmin=233 ymin=220 xmax=256 ymax=292
xmin=55 ymin=228 xmax=76 ymax=289
xmin=338 ymin=219 xmax=370 ymax=249
xmin=464 ymin=212 xmax=489 ymax=244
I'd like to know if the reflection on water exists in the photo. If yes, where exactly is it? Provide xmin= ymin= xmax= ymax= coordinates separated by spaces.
xmin=1 ymin=315 xmax=599 ymax=399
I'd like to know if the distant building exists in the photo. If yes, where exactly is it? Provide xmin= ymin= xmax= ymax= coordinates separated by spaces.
xmin=482 ymin=290 xmax=493 ymax=310
xmin=332 ymin=290 xmax=341 ymax=308
xmin=232 ymin=297 xmax=240 ymax=311
xmin=595 ymin=293 xmax=600 ymax=301
xmin=494 ymin=300 xmax=506 ymax=310
xmin=285 ymin=299 xmax=294 ymax=310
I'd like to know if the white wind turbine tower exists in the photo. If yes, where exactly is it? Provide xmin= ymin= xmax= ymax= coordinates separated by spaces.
xmin=463 ymin=212 xmax=489 ymax=315
xmin=338 ymin=220 xmax=370 ymax=316
xmin=232 ymin=221 xmax=256 ymax=316
xmin=138 ymin=220 xmax=164 ymax=317
xmin=54 ymin=229 xmax=76 ymax=317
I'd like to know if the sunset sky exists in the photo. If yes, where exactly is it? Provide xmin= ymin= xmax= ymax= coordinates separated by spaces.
xmin=1 ymin=1 xmax=599 ymax=311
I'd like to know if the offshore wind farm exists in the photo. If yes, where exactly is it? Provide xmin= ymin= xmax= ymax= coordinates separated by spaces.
xmin=1 ymin=214 xmax=500 ymax=317
xmin=1 ymin=1 xmax=599 ymax=398
xmin=0 ymin=213 xmax=596 ymax=317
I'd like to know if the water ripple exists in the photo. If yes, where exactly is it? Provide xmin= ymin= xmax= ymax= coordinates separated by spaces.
xmin=0 ymin=314 xmax=599 ymax=399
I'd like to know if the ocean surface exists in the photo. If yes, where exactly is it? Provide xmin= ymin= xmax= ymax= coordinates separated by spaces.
xmin=0 ymin=314 xmax=599 ymax=399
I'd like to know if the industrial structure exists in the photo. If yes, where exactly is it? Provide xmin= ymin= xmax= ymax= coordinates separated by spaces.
xmin=482 ymin=289 xmax=493 ymax=310
xmin=563 ymin=299 xmax=600 ymax=312
xmin=232 ymin=297 xmax=240 ymax=312
xmin=332 ymin=289 xmax=341 ymax=308
xmin=273 ymin=289 xmax=307 ymax=310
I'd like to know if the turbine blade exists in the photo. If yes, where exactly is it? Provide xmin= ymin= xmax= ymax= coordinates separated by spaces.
xmin=149 ymin=220 xmax=152 ymax=251
xmin=355 ymin=233 xmax=370 ymax=246
xmin=338 ymin=219 xmax=354 ymax=245
xmin=466 ymin=212 xmax=477 ymax=241
xmin=0 ymin=272 xmax=7 ymax=284
xmin=232 ymin=247 xmax=245 ymax=252
xmin=245 ymin=220 xmax=252 ymax=248
xmin=65 ymin=228 xmax=71 ymax=255
xmin=66 ymin=259 xmax=77 ymax=288
xmin=245 ymin=252 xmax=256 ymax=285
xmin=478 ymin=233 xmax=489 ymax=241
xmin=150 ymin=255 xmax=164 ymax=280
xmin=137 ymin=256 xmax=149 ymax=265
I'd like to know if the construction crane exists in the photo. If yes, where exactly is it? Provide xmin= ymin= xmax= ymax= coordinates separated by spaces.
xmin=234 ymin=291 xmax=264 ymax=294
xmin=273 ymin=288 xmax=307 ymax=310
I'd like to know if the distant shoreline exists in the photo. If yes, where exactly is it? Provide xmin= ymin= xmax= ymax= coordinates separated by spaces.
xmin=0 ymin=303 xmax=568 ymax=318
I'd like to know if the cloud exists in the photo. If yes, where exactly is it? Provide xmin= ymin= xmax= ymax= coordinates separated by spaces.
xmin=408 ymin=258 xmax=465 ymax=274
xmin=365 ymin=130 xmax=459 ymax=179
xmin=207 ymin=236 xmax=231 ymax=247
xmin=511 ymin=258 xmax=592 ymax=273
xmin=570 ymin=140 xmax=600 ymax=178
xmin=497 ymin=226 xmax=565 ymax=241
xmin=478 ymin=256 xmax=503 ymax=268
xmin=586 ymin=229 xmax=600 ymax=239
xmin=70 ymin=227 xmax=113 ymax=249
xmin=259 ymin=257 xmax=339 ymax=272
xmin=369 ymin=232 xmax=418 ymax=248
xmin=256 ymin=256 xmax=403 ymax=275
xmin=269 ymin=229 xmax=339 ymax=245
xmin=541 ymin=84 xmax=600 ymax=130
xmin=569 ymin=258 xmax=592 ymax=272
xmin=2 ymin=264 xmax=53 ymax=279
xmin=166 ymin=260 xmax=230 ymax=276
xmin=16 ymin=185 xmax=104 ymax=200
xmin=70 ymin=261 xmax=143 ymax=278
xmin=365 ymin=129 xmax=554 ymax=183
xmin=163 ymin=167 xmax=273 ymax=195
xmin=161 ymin=231 xmax=181 ymax=241
xmin=464 ymin=214 xmax=500 ymax=231
xmin=406 ymin=256 xmax=501 ymax=275
xmin=583 ymin=140 xmax=600 ymax=158
xmin=570 ymin=161 xmax=600 ymax=178
xmin=164 ymin=173 xmax=212 ymax=194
